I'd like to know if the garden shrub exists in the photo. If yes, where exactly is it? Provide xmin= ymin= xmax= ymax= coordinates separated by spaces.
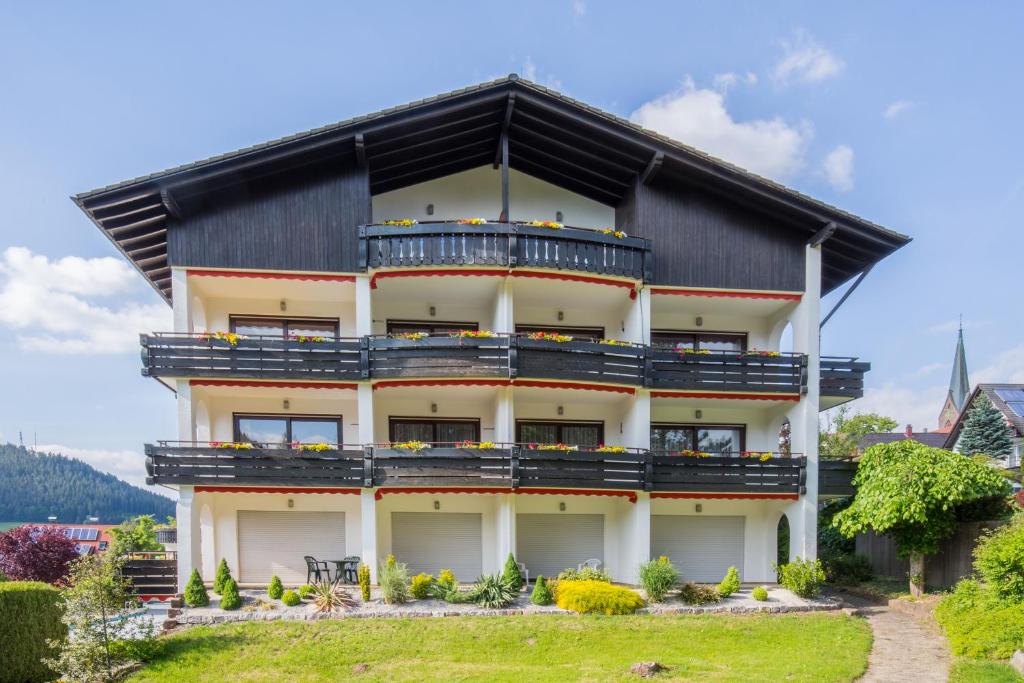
xmin=638 ymin=556 xmax=679 ymax=602
xmin=936 ymin=579 xmax=1024 ymax=659
xmin=0 ymin=581 xmax=64 ymax=682
xmin=752 ymin=586 xmax=769 ymax=601
xmin=298 ymin=584 xmax=315 ymax=599
xmin=267 ymin=575 xmax=284 ymax=600
xmin=717 ymin=566 xmax=741 ymax=597
xmin=0 ymin=525 xmax=79 ymax=584
xmin=973 ymin=518 xmax=1024 ymax=602
xmin=677 ymin=582 xmax=721 ymax=605
xmin=183 ymin=568 xmax=209 ymax=607
xmin=281 ymin=589 xmax=301 ymax=607
xmin=212 ymin=558 xmax=231 ymax=594
xmin=470 ymin=574 xmax=518 ymax=609
xmin=556 ymin=566 xmax=611 ymax=583
xmin=219 ymin=577 xmax=242 ymax=610
xmin=774 ymin=557 xmax=826 ymax=598
xmin=502 ymin=553 xmax=523 ymax=591
xmin=0 ymin=568 xmax=7 ymax=581
xmin=822 ymin=553 xmax=873 ymax=584
xmin=378 ymin=558 xmax=409 ymax=604
xmin=357 ymin=563 xmax=371 ymax=601
xmin=437 ymin=568 xmax=456 ymax=591
xmin=410 ymin=573 xmax=434 ymax=599
xmin=554 ymin=579 xmax=645 ymax=615
xmin=531 ymin=575 xmax=553 ymax=606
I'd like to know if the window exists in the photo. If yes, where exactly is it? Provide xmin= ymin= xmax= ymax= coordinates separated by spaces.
xmin=516 ymin=324 xmax=605 ymax=340
xmin=388 ymin=417 xmax=481 ymax=445
xmin=98 ymin=541 xmax=108 ymax=551
xmin=229 ymin=316 xmax=340 ymax=339
xmin=233 ymin=414 xmax=342 ymax=447
xmin=516 ymin=420 xmax=604 ymax=447
xmin=387 ymin=320 xmax=479 ymax=336
xmin=652 ymin=331 xmax=747 ymax=352
xmin=650 ymin=424 xmax=745 ymax=454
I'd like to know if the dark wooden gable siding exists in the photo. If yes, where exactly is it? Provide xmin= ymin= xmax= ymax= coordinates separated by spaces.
xmin=616 ymin=175 xmax=806 ymax=292
xmin=167 ymin=161 xmax=369 ymax=274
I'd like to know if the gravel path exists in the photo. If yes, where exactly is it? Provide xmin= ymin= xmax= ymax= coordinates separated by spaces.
xmin=845 ymin=596 xmax=950 ymax=682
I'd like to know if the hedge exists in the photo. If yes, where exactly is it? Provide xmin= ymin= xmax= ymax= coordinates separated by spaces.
xmin=0 ymin=581 xmax=65 ymax=683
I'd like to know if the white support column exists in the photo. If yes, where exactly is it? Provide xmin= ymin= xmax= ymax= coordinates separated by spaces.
xmin=496 ymin=494 xmax=517 ymax=566
xmin=357 ymin=384 xmax=375 ymax=445
xmin=493 ymin=278 xmax=514 ymax=334
xmin=176 ymin=380 xmax=194 ymax=443
xmin=171 ymin=268 xmax=190 ymax=333
xmin=623 ymin=286 xmax=651 ymax=344
xmin=355 ymin=275 xmax=373 ymax=337
xmin=624 ymin=389 xmax=651 ymax=450
xmin=786 ymin=245 xmax=822 ymax=561
xmin=493 ymin=386 xmax=514 ymax=444
xmin=626 ymin=491 xmax=652 ymax=583
xmin=360 ymin=490 xmax=379 ymax=582
xmin=175 ymin=486 xmax=200 ymax=592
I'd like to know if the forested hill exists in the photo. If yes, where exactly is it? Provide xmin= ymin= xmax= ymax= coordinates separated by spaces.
xmin=0 ymin=443 xmax=174 ymax=524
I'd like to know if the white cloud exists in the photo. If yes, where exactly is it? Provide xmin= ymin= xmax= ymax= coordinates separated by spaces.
xmin=712 ymin=71 xmax=758 ymax=93
xmin=36 ymin=443 xmax=168 ymax=493
xmin=845 ymin=383 xmax=948 ymax=432
xmin=907 ymin=362 xmax=947 ymax=380
xmin=974 ymin=343 xmax=1024 ymax=384
xmin=522 ymin=57 xmax=562 ymax=91
xmin=572 ymin=0 xmax=586 ymax=17
xmin=0 ymin=247 xmax=170 ymax=354
xmin=883 ymin=99 xmax=915 ymax=119
xmin=630 ymin=76 xmax=811 ymax=180
xmin=772 ymin=31 xmax=845 ymax=84
xmin=822 ymin=144 xmax=854 ymax=192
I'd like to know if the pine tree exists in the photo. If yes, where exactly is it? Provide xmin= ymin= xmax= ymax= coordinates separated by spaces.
xmin=219 ymin=577 xmax=242 ymax=610
xmin=184 ymin=569 xmax=210 ymax=607
xmin=502 ymin=553 xmax=523 ymax=591
xmin=268 ymin=575 xmax=284 ymax=600
xmin=958 ymin=395 xmax=1013 ymax=460
xmin=213 ymin=559 xmax=231 ymax=594
xmin=530 ymin=576 xmax=553 ymax=605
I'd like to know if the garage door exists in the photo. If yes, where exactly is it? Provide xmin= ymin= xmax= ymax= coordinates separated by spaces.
xmin=237 ymin=511 xmax=345 ymax=585
xmin=391 ymin=512 xmax=482 ymax=579
xmin=517 ymin=514 xmax=604 ymax=579
xmin=651 ymin=515 xmax=744 ymax=583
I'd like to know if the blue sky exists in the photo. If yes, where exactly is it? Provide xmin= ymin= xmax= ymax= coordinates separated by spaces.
xmin=1 ymin=1 xmax=1022 ymax=491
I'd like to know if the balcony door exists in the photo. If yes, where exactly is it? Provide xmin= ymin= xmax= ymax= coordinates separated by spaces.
xmin=387 ymin=320 xmax=478 ymax=336
xmin=650 ymin=423 xmax=745 ymax=454
xmin=515 ymin=324 xmax=604 ymax=341
xmin=388 ymin=417 xmax=481 ymax=446
xmin=651 ymin=331 xmax=747 ymax=351
xmin=516 ymin=420 xmax=604 ymax=447
xmin=230 ymin=315 xmax=340 ymax=339
xmin=233 ymin=413 xmax=342 ymax=448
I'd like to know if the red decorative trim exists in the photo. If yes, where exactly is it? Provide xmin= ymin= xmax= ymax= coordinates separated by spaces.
xmin=512 ymin=270 xmax=638 ymax=298
xmin=370 ymin=269 xmax=507 ymax=289
xmin=514 ymin=380 xmax=636 ymax=395
xmin=651 ymin=390 xmax=800 ymax=402
xmin=190 ymin=379 xmax=358 ymax=391
xmin=138 ymin=594 xmax=176 ymax=601
xmin=372 ymin=378 xmax=635 ymax=395
xmin=373 ymin=486 xmax=636 ymax=503
xmin=650 ymin=287 xmax=802 ymax=301
xmin=188 ymin=269 xmax=355 ymax=283
xmin=195 ymin=485 xmax=361 ymax=495
xmin=651 ymin=492 xmax=799 ymax=501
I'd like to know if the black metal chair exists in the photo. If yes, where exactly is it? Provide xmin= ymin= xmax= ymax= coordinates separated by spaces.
xmin=341 ymin=556 xmax=361 ymax=584
xmin=304 ymin=555 xmax=332 ymax=584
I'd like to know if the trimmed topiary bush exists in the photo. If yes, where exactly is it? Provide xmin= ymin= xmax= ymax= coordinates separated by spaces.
xmin=554 ymin=580 xmax=645 ymax=614
xmin=298 ymin=584 xmax=315 ymax=599
xmin=410 ymin=573 xmax=434 ymax=599
xmin=183 ymin=568 xmax=209 ymax=607
xmin=678 ymin=582 xmax=721 ymax=605
xmin=775 ymin=557 xmax=826 ymax=598
xmin=717 ymin=566 xmax=741 ymax=597
xmin=219 ymin=577 xmax=242 ymax=610
xmin=638 ymin=556 xmax=680 ymax=602
xmin=357 ymin=563 xmax=371 ymax=602
xmin=281 ymin=589 xmax=301 ymax=607
xmin=502 ymin=553 xmax=523 ymax=592
xmin=267 ymin=575 xmax=284 ymax=600
xmin=212 ymin=558 xmax=231 ymax=595
xmin=752 ymin=586 xmax=769 ymax=601
xmin=0 ymin=581 xmax=64 ymax=682
xmin=531 ymin=575 xmax=553 ymax=606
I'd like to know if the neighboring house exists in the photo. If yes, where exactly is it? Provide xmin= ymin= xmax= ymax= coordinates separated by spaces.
xmin=74 ymin=76 xmax=908 ymax=589
xmin=35 ymin=524 xmax=116 ymax=556
xmin=859 ymin=424 xmax=948 ymax=451
xmin=944 ymin=384 xmax=1024 ymax=468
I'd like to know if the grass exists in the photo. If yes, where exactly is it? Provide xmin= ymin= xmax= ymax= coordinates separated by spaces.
xmin=131 ymin=613 xmax=871 ymax=682
xmin=949 ymin=659 xmax=1022 ymax=682
xmin=832 ymin=576 xmax=912 ymax=601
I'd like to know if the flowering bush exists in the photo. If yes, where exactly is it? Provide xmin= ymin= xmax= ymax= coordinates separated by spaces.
xmin=535 ymin=443 xmax=578 ymax=452
xmin=199 ymin=331 xmax=245 ymax=346
xmin=392 ymin=441 xmax=431 ymax=452
xmin=393 ymin=331 xmax=427 ymax=341
xmin=529 ymin=220 xmax=563 ymax=229
xmin=678 ymin=449 xmax=712 ymax=458
xmin=598 ymin=338 xmax=631 ymax=346
xmin=448 ymin=329 xmax=495 ymax=339
xmin=291 ymin=334 xmax=327 ymax=343
xmin=382 ymin=219 xmax=417 ymax=227
xmin=211 ymin=442 xmax=254 ymax=450
xmin=527 ymin=331 xmax=573 ymax=343
xmin=298 ymin=442 xmax=333 ymax=452
xmin=595 ymin=445 xmax=627 ymax=453
xmin=741 ymin=451 xmax=774 ymax=462
xmin=0 ymin=526 xmax=79 ymax=584
xmin=742 ymin=349 xmax=782 ymax=358
xmin=600 ymin=228 xmax=627 ymax=239
xmin=456 ymin=441 xmax=498 ymax=449
xmin=456 ymin=217 xmax=487 ymax=225
xmin=677 ymin=347 xmax=711 ymax=355
xmin=555 ymin=580 xmax=645 ymax=614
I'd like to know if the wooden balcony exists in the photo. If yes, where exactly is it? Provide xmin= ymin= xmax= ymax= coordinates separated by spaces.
xmin=367 ymin=335 xmax=510 ymax=379
xmin=650 ymin=453 xmax=807 ymax=494
xmin=360 ymin=221 xmax=651 ymax=281
xmin=122 ymin=552 xmax=177 ymax=598
xmin=819 ymin=357 xmax=870 ymax=400
xmin=647 ymin=348 xmax=807 ymax=395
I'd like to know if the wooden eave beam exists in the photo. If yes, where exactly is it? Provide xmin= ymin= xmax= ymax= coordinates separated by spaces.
xmin=510 ymin=139 xmax=630 ymax=190
xmin=160 ymin=188 xmax=182 ymax=219
xmin=807 ymin=222 xmax=837 ymax=247
xmin=354 ymin=134 xmax=366 ymax=168
xmin=509 ymin=122 xmax=636 ymax=178
xmin=640 ymin=152 xmax=664 ymax=185
xmin=493 ymin=92 xmax=517 ymax=168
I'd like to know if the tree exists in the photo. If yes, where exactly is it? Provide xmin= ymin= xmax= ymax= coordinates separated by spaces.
xmin=45 ymin=554 xmax=157 ymax=683
xmin=820 ymin=407 xmax=898 ymax=459
xmin=183 ymin=569 xmax=209 ymax=607
xmin=957 ymin=395 xmax=1013 ymax=460
xmin=213 ymin=559 xmax=232 ymax=595
xmin=109 ymin=515 xmax=163 ymax=557
xmin=502 ymin=553 xmax=523 ymax=592
xmin=834 ymin=440 xmax=1010 ymax=596
xmin=0 ymin=525 xmax=80 ymax=584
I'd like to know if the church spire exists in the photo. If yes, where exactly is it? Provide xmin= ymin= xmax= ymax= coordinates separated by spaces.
xmin=948 ymin=319 xmax=970 ymax=412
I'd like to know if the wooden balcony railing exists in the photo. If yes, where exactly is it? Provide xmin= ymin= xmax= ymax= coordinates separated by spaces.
xmin=647 ymin=348 xmax=808 ymax=394
xmin=122 ymin=551 xmax=177 ymax=598
xmin=819 ymin=357 xmax=870 ymax=398
xmin=146 ymin=443 xmax=805 ymax=495
xmin=514 ymin=337 xmax=645 ymax=385
xmin=367 ymin=335 xmax=510 ymax=379
xmin=360 ymin=221 xmax=651 ymax=281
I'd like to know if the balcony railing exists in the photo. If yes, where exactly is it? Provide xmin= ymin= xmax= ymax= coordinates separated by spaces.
xmin=146 ymin=442 xmax=805 ymax=495
xmin=360 ymin=221 xmax=651 ymax=281
xmin=141 ymin=333 xmax=864 ymax=399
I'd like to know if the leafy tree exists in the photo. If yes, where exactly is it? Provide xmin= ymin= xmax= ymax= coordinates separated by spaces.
xmin=819 ymin=407 xmax=898 ymax=459
xmin=44 ymin=554 xmax=157 ymax=682
xmin=957 ymin=395 xmax=1013 ymax=460
xmin=502 ymin=553 xmax=523 ymax=592
xmin=834 ymin=440 xmax=1010 ymax=596
xmin=0 ymin=525 xmax=80 ymax=584
xmin=109 ymin=515 xmax=163 ymax=557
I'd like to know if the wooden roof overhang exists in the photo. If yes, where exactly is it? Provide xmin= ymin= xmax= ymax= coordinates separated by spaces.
xmin=73 ymin=75 xmax=910 ymax=303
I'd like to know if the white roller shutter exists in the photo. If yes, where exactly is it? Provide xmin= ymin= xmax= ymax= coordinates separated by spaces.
xmin=516 ymin=514 xmax=604 ymax=579
xmin=237 ymin=511 xmax=345 ymax=585
xmin=651 ymin=515 xmax=744 ymax=583
xmin=391 ymin=512 xmax=482 ymax=579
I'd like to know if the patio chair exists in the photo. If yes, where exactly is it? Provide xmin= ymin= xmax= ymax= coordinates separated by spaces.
xmin=304 ymin=555 xmax=332 ymax=584
xmin=517 ymin=562 xmax=529 ymax=587
xmin=341 ymin=556 xmax=361 ymax=584
xmin=578 ymin=558 xmax=602 ymax=571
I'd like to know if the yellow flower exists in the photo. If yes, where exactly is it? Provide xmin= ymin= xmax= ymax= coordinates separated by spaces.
xmin=382 ymin=218 xmax=418 ymax=227
xmin=600 ymin=228 xmax=627 ymax=239
xmin=529 ymin=220 xmax=563 ymax=229
xmin=457 ymin=218 xmax=488 ymax=225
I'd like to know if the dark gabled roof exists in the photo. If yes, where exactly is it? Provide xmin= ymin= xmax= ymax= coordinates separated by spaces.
xmin=859 ymin=432 xmax=949 ymax=450
xmin=73 ymin=75 xmax=911 ymax=302
xmin=944 ymin=384 xmax=1024 ymax=449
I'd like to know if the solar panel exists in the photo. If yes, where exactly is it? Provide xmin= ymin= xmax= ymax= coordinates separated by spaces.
xmin=996 ymin=388 xmax=1024 ymax=402
xmin=1008 ymin=402 xmax=1024 ymax=418
xmin=80 ymin=528 xmax=98 ymax=541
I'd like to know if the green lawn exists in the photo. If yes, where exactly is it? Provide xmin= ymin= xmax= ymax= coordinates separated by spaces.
xmin=131 ymin=613 xmax=871 ymax=682
xmin=950 ymin=659 xmax=1023 ymax=682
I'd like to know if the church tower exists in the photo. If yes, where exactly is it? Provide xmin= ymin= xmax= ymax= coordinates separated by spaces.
xmin=937 ymin=324 xmax=970 ymax=432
